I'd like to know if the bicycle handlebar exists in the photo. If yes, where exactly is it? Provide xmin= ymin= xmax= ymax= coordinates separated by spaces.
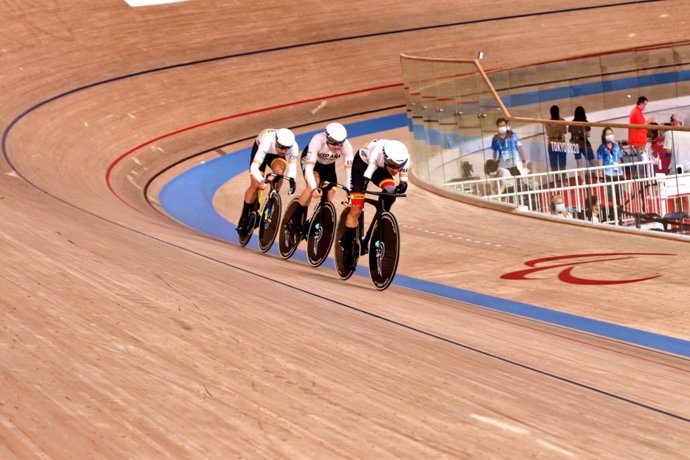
xmin=265 ymin=173 xmax=296 ymax=195
xmin=363 ymin=189 xmax=407 ymax=198
xmin=318 ymin=181 xmax=350 ymax=194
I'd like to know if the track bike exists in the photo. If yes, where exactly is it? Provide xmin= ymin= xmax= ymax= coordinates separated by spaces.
xmin=335 ymin=189 xmax=406 ymax=290
xmin=279 ymin=181 xmax=349 ymax=267
xmin=237 ymin=173 xmax=295 ymax=252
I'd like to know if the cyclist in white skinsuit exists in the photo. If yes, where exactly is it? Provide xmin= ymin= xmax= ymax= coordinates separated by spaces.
xmin=339 ymin=138 xmax=410 ymax=267
xmin=292 ymin=122 xmax=354 ymax=232
xmin=236 ymin=128 xmax=299 ymax=236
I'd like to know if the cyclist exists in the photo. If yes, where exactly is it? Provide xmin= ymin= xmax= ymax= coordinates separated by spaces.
xmin=339 ymin=138 xmax=410 ymax=267
xmin=236 ymin=128 xmax=299 ymax=236
xmin=291 ymin=122 xmax=354 ymax=233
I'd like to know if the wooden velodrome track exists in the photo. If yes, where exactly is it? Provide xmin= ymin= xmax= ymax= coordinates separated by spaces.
xmin=2 ymin=0 xmax=690 ymax=457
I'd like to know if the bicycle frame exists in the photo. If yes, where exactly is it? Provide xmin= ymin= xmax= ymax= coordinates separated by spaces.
xmin=359 ymin=190 xmax=406 ymax=254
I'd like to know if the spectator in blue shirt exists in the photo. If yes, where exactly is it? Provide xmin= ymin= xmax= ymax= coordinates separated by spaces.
xmin=596 ymin=127 xmax=624 ymax=206
xmin=491 ymin=118 xmax=527 ymax=176
xmin=597 ymin=127 xmax=623 ymax=177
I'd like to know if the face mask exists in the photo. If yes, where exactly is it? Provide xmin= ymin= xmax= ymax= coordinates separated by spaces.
xmin=498 ymin=126 xmax=508 ymax=134
xmin=555 ymin=203 xmax=566 ymax=213
xmin=605 ymin=134 xmax=614 ymax=142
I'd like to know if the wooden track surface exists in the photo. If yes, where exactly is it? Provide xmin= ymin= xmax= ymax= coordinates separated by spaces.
xmin=2 ymin=0 xmax=690 ymax=457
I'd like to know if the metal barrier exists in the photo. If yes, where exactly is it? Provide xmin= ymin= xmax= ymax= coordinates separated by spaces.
xmin=445 ymin=160 xmax=690 ymax=236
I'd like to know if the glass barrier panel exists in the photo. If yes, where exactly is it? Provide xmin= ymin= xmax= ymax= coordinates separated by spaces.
xmin=400 ymin=44 xmax=690 ymax=239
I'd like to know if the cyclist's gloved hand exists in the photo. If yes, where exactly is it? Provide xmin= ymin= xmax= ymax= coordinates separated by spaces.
xmin=288 ymin=178 xmax=296 ymax=195
xmin=362 ymin=177 xmax=370 ymax=191
xmin=395 ymin=182 xmax=408 ymax=194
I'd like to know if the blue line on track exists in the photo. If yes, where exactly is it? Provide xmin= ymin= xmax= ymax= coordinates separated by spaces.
xmin=160 ymin=113 xmax=690 ymax=359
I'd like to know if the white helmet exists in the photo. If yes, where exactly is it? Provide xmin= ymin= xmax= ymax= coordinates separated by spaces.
xmin=382 ymin=140 xmax=409 ymax=169
xmin=275 ymin=128 xmax=295 ymax=149
xmin=325 ymin=122 xmax=347 ymax=144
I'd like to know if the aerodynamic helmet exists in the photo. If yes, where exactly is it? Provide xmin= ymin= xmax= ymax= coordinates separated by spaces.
xmin=382 ymin=140 xmax=409 ymax=169
xmin=325 ymin=122 xmax=347 ymax=144
xmin=275 ymin=128 xmax=295 ymax=149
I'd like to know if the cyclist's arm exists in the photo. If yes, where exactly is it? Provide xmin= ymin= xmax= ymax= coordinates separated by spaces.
xmin=343 ymin=141 xmax=354 ymax=190
xmin=285 ymin=144 xmax=299 ymax=180
xmin=304 ymin=138 xmax=320 ymax=189
xmin=400 ymin=153 xmax=410 ymax=183
xmin=364 ymin=147 xmax=382 ymax=180
xmin=250 ymin=148 xmax=267 ymax=183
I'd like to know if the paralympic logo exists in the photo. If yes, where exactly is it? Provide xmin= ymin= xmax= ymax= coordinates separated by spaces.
xmin=501 ymin=252 xmax=675 ymax=285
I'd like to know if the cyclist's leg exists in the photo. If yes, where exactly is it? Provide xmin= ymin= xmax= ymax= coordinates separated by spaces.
xmin=342 ymin=153 xmax=367 ymax=237
xmin=238 ymin=143 xmax=263 ymax=233
xmin=319 ymin=162 xmax=338 ymax=203
xmin=379 ymin=178 xmax=397 ymax=211
xmin=296 ymin=170 xmax=319 ymax=227
xmin=373 ymin=167 xmax=397 ymax=211
xmin=269 ymin=157 xmax=287 ymax=191
xmin=297 ymin=147 xmax=314 ymax=209
xmin=340 ymin=153 xmax=367 ymax=266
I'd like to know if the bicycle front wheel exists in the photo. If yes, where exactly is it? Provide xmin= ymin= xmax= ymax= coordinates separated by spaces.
xmin=368 ymin=211 xmax=400 ymax=290
xmin=307 ymin=202 xmax=336 ymax=267
xmin=278 ymin=198 xmax=301 ymax=259
xmin=258 ymin=192 xmax=282 ymax=253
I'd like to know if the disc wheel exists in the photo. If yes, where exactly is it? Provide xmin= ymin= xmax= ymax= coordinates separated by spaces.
xmin=368 ymin=211 xmax=400 ymax=290
xmin=306 ymin=202 xmax=336 ymax=267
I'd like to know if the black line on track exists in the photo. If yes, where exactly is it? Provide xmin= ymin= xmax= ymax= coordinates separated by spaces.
xmin=120 ymin=221 xmax=690 ymax=425
xmin=2 ymin=0 xmax=660 ymax=175
xmin=1 ymin=0 xmax=683 ymax=426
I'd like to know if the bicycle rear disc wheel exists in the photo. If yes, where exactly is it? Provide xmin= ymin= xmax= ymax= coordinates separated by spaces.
xmin=368 ymin=212 xmax=400 ymax=290
xmin=335 ymin=207 xmax=357 ymax=280
xmin=307 ymin=202 xmax=336 ymax=267
xmin=258 ymin=193 xmax=282 ymax=253
xmin=278 ymin=199 xmax=301 ymax=259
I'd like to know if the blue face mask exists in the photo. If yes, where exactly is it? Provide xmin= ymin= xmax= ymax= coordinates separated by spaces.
xmin=555 ymin=203 xmax=566 ymax=213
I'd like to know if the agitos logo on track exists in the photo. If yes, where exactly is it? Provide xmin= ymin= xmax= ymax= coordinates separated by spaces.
xmin=501 ymin=253 xmax=674 ymax=285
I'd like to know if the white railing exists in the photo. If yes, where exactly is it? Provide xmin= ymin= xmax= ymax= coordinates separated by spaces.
xmin=445 ymin=161 xmax=690 ymax=236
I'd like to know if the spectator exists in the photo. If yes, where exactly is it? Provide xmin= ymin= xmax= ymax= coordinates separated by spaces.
xmin=649 ymin=122 xmax=670 ymax=175
xmin=627 ymin=96 xmax=654 ymax=156
xmin=549 ymin=194 xmax=571 ymax=218
xmin=663 ymin=113 xmax=690 ymax=174
xmin=484 ymin=158 xmax=515 ymax=195
xmin=491 ymin=118 xmax=527 ymax=176
xmin=596 ymin=127 xmax=624 ymax=206
xmin=545 ymin=105 xmax=568 ymax=186
xmin=586 ymin=195 xmax=601 ymax=223
xmin=568 ymin=106 xmax=595 ymax=182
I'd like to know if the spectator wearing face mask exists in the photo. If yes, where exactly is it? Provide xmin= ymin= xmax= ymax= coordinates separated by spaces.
xmin=549 ymin=194 xmax=571 ymax=218
xmin=597 ymin=127 xmax=623 ymax=178
xmin=597 ymin=127 xmax=624 ymax=207
xmin=491 ymin=117 xmax=527 ymax=176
